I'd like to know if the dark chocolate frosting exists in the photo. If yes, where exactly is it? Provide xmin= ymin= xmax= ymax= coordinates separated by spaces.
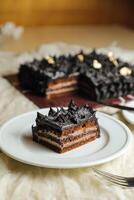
xmin=82 ymin=51 xmax=124 ymax=85
xmin=19 ymin=50 xmax=134 ymax=82
xmin=35 ymin=100 xmax=96 ymax=130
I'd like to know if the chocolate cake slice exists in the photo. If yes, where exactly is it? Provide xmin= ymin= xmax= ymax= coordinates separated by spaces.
xmin=32 ymin=100 xmax=100 ymax=153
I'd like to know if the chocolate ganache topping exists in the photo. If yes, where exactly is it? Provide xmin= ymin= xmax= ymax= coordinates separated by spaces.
xmin=82 ymin=51 xmax=134 ymax=85
xmin=35 ymin=100 xmax=96 ymax=131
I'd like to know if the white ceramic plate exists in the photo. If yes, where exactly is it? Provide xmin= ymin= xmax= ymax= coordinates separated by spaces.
xmin=122 ymin=100 xmax=134 ymax=125
xmin=0 ymin=109 xmax=132 ymax=168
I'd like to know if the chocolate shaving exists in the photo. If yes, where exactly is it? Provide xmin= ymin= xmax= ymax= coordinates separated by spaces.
xmin=35 ymin=100 xmax=96 ymax=130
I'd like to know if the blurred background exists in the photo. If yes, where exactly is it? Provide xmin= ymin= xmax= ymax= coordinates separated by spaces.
xmin=0 ymin=0 xmax=134 ymax=27
xmin=0 ymin=0 xmax=134 ymax=52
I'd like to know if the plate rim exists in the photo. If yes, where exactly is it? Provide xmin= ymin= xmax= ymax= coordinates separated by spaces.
xmin=122 ymin=100 xmax=134 ymax=124
xmin=0 ymin=109 xmax=132 ymax=169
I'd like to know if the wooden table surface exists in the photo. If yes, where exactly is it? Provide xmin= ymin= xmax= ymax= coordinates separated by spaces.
xmin=1 ymin=25 xmax=134 ymax=53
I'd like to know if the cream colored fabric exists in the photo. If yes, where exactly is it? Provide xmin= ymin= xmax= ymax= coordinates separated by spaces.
xmin=0 ymin=43 xmax=134 ymax=200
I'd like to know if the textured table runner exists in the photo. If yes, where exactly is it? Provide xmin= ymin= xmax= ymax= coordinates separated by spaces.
xmin=0 ymin=43 xmax=134 ymax=200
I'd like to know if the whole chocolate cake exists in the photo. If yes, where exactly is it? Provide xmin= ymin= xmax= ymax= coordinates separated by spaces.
xmin=32 ymin=100 xmax=100 ymax=153
xmin=18 ymin=50 xmax=134 ymax=101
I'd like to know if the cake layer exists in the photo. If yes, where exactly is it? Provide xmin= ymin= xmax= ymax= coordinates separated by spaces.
xmin=46 ymin=86 xmax=78 ymax=99
xmin=34 ymin=131 xmax=97 ymax=147
xmin=46 ymin=75 xmax=79 ymax=98
xmin=47 ymin=75 xmax=78 ymax=90
xmin=34 ymin=126 xmax=98 ymax=143
xmin=33 ymin=130 xmax=98 ymax=153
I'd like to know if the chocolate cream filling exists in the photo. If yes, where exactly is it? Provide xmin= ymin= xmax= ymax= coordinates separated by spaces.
xmin=48 ymin=79 xmax=78 ymax=90
xmin=46 ymin=86 xmax=78 ymax=96
xmin=37 ymin=126 xmax=98 ymax=140
xmin=34 ymin=131 xmax=97 ymax=149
